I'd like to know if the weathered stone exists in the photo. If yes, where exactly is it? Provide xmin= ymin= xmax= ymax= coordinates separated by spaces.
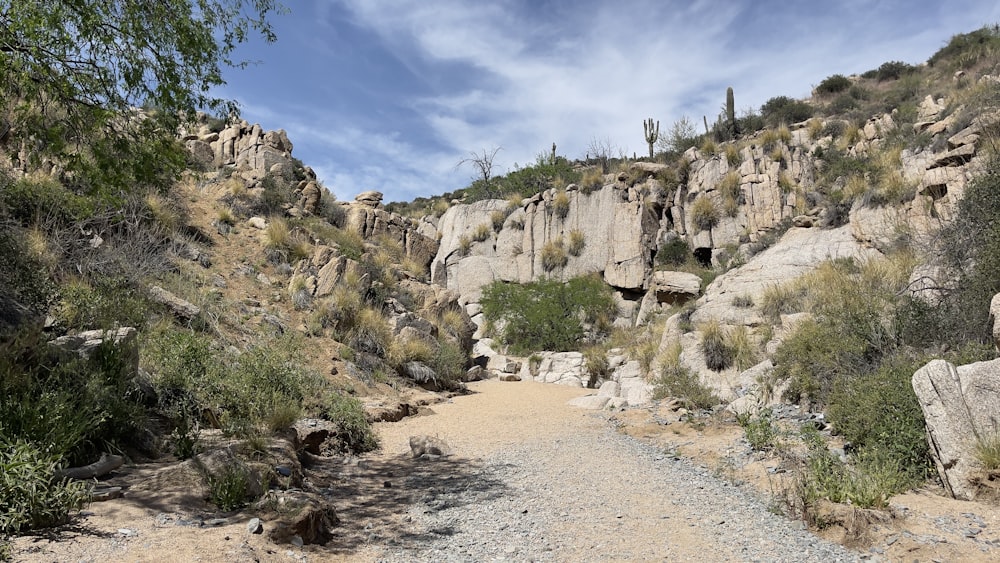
xmin=567 ymin=395 xmax=611 ymax=410
xmin=402 ymin=361 xmax=438 ymax=385
xmin=354 ymin=191 xmax=384 ymax=206
xmin=247 ymin=216 xmax=268 ymax=229
xmin=649 ymin=271 xmax=701 ymax=302
xmin=267 ymin=499 xmax=337 ymax=546
xmin=597 ymin=380 xmax=620 ymax=398
xmin=992 ymin=293 xmax=1000 ymax=351
xmin=149 ymin=286 xmax=200 ymax=320
xmin=912 ymin=358 xmax=1000 ymax=500
xmin=409 ymin=435 xmax=452 ymax=458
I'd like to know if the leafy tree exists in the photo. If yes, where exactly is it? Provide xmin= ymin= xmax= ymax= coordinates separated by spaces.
xmin=0 ymin=0 xmax=284 ymax=193
xmin=480 ymin=275 xmax=615 ymax=354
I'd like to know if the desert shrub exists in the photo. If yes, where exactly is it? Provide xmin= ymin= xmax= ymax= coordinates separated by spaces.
xmin=471 ymin=222 xmax=491 ymax=242
xmin=654 ymin=342 xmax=719 ymax=409
xmin=207 ymin=462 xmax=252 ymax=511
xmin=0 ymin=437 xmax=89 ymax=534
xmin=490 ymin=210 xmax=508 ymax=231
xmin=567 ymin=229 xmax=586 ymax=256
xmin=325 ymin=393 xmax=379 ymax=454
xmin=540 ymin=239 xmax=568 ymax=272
xmin=699 ymin=139 xmax=717 ymax=155
xmin=457 ymin=235 xmax=471 ymax=256
xmin=864 ymin=60 xmax=917 ymax=81
xmin=729 ymin=325 xmax=758 ymax=371
xmin=655 ymin=237 xmax=689 ymax=267
xmin=0 ymin=325 xmax=146 ymax=468
xmin=580 ymin=168 xmax=605 ymax=193
xmin=255 ymin=172 xmax=295 ymax=216
xmin=582 ymin=346 xmax=609 ymax=388
xmin=325 ymin=226 xmax=365 ymax=261
xmin=723 ymin=144 xmax=742 ymax=166
xmin=552 ymin=190 xmax=570 ymax=219
xmin=827 ymin=355 xmax=930 ymax=478
xmin=735 ymin=407 xmax=777 ymax=451
xmin=761 ymin=96 xmax=815 ymax=128
xmin=480 ymin=275 xmax=615 ymax=354
xmin=759 ymin=283 xmax=804 ymax=322
xmin=815 ymin=74 xmax=851 ymax=96
xmin=732 ymin=294 xmax=754 ymax=308
xmin=426 ymin=339 xmax=468 ymax=384
xmin=699 ymin=320 xmax=732 ymax=371
xmin=975 ymin=434 xmax=1000 ymax=471
xmin=928 ymin=25 xmax=1000 ymax=70
xmin=0 ymin=228 xmax=56 ymax=318
xmin=689 ymin=196 xmax=719 ymax=232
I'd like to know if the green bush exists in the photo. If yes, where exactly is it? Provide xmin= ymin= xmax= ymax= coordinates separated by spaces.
xmin=654 ymin=344 xmax=720 ymax=410
xmin=567 ymin=229 xmax=586 ymax=257
xmin=928 ymin=25 xmax=1000 ymax=70
xmin=827 ymin=355 xmax=930 ymax=477
xmin=0 ymin=325 xmax=144 ymax=466
xmin=699 ymin=321 xmax=732 ymax=372
xmin=656 ymin=237 xmax=689 ymax=267
xmin=325 ymin=393 xmax=379 ymax=454
xmin=736 ymin=407 xmax=777 ymax=451
xmin=208 ymin=462 xmax=252 ymax=511
xmin=480 ymin=275 xmax=615 ymax=354
xmin=0 ymin=437 xmax=89 ymax=534
xmin=760 ymin=96 xmax=814 ymax=128
xmin=815 ymin=74 xmax=851 ymax=96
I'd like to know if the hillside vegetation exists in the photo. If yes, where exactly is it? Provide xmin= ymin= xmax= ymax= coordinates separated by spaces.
xmin=3 ymin=11 xmax=1000 ymax=557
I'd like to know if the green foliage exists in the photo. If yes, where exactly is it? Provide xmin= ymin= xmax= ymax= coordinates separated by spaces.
xmin=928 ymin=25 xmax=1000 ymax=70
xmin=654 ymin=343 xmax=720 ymax=410
xmin=735 ymin=407 xmax=777 ymax=451
xmin=0 ymin=437 xmax=89 ymax=534
xmin=1 ymin=0 xmax=281 ymax=195
xmin=700 ymin=321 xmax=732 ymax=372
xmin=208 ymin=462 xmax=252 ymax=512
xmin=0 ymin=325 xmax=145 ymax=466
xmin=815 ymin=74 xmax=852 ymax=96
xmin=797 ymin=430 xmax=919 ymax=510
xmin=761 ymin=96 xmax=815 ymax=128
xmin=325 ymin=393 xmax=379 ymax=454
xmin=480 ymin=275 xmax=615 ymax=354
xmin=465 ymin=155 xmax=581 ymax=203
xmin=56 ymin=277 xmax=152 ymax=330
xmin=0 ymin=227 xmax=55 ymax=317
xmin=827 ymin=355 xmax=931 ymax=477
xmin=862 ymin=60 xmax=917 ymax=81
xmin=655 ymin=237 xmax=689 ymax=267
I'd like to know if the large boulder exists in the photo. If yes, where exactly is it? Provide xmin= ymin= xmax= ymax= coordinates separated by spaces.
xmin=912 ymin=358 xmax=1000 ymax=500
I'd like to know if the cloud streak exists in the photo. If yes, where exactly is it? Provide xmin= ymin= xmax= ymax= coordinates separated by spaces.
xmin=223 ymin=0 xmax=1000 ymax=202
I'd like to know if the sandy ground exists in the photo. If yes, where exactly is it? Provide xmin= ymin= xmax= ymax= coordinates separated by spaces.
xmin=11 ymin=378 xmax=1000 ymax=562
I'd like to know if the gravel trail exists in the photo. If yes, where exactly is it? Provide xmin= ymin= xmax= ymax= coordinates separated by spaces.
xmin=359 ymin=379 xmax=860 ymax=562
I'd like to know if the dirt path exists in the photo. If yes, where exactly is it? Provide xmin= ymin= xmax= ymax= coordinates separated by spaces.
xmin=5 ymin=379 xmax=864 ymax=561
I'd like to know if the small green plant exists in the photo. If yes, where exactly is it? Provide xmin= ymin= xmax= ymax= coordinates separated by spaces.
xmin=654 ymin=342 xmax=720 ymax=410
xmin=208 ymin=462 xmax=251 ymax=511
xmin=729 ymin=325 xmax=758 ymax=371
xmin=975 ymin=434 xmax=1000 ymax=471
xmin=690 ymin=196 xmax=719 ymax=232
xmin=583 ymin=346 xmax=609 ymax=388
xmin=567 ymin=229 xmax=586 ymax=256
xmin=735 ymin=406 xmax=777 ymax=451
xmin=325 ymin=393 xmax=380 ymax=454
xmin=540 ymin=239 xmax=568 ymax=272
xmin=0 ymin=438 xmax=89 ymax=534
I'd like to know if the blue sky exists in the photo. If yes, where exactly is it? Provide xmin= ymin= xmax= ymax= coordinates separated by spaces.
xmin=219 ymin=1 xmax=1000 ymax=204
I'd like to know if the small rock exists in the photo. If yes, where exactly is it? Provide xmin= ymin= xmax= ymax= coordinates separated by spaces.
xmin=275 ymin=466 xmax=292 ymax=477
xmin=290 ymin=535 xmax=304 ymax=547
xmin=247 ymin=518 xmax=263 ymax=534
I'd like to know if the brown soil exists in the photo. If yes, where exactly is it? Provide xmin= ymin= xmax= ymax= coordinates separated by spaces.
xmin=11 ymin=379 xmax=1000 ymax=562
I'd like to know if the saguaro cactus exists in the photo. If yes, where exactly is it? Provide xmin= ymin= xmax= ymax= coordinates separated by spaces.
xmin=726 ymin=86 xmax=737 ymax=139
xmin=643 ymin=118 xmax=659 ymax=159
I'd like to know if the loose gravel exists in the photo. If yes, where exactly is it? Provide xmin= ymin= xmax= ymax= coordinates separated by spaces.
xmin=370 ymin=415 xmax=860 ymax=562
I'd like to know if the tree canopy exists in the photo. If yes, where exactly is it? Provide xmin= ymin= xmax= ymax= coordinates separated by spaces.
xmin=0 ymin=0 xmax=283 ymax=191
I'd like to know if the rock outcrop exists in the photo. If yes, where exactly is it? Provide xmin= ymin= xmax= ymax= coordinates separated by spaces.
xmin=912 ymin=358 xmax=1000 ymax=500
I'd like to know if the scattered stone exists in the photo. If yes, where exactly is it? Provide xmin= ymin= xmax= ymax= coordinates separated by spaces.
xmin=409 ymin=435 xmax=452 ymax=458
xmin=149 ymin=286 xmax=201 ymax=320
xmin=247 ymin=518 xmax=264 ymax=535
xmin=247 ymin=216 xmax=268 ymax=229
